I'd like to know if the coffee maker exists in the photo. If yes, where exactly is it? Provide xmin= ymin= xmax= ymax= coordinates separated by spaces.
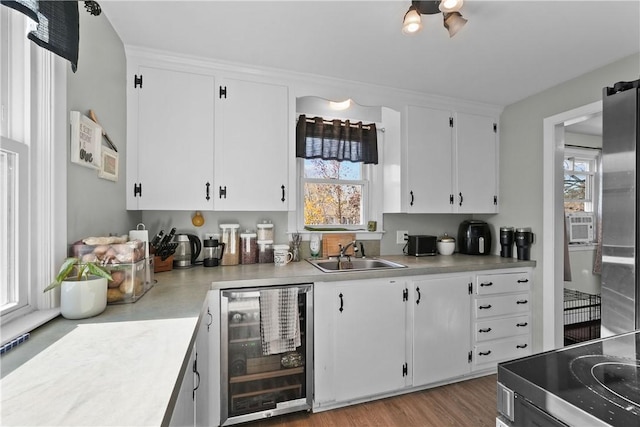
xmin=203 ymin=238 xmax=225 ymax=267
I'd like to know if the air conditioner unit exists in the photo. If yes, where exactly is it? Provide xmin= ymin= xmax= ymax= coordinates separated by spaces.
xmin=566 ymin=212 xmax=595 ymax=244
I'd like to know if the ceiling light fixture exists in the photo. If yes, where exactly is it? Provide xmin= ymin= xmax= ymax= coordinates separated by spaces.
xmin=402 ymin=0 xmax=467 ymax=38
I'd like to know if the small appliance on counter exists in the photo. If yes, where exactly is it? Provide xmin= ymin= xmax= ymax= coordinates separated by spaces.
xmin=172 ymin=233 xmax=202 ymax=268
xmin=458 ymin=220 xmax=492 ymax=255
xmin=406 ymin=235 xmax=437 ymax=256
xmin=203 ymin=238 xmax=225 ymax=267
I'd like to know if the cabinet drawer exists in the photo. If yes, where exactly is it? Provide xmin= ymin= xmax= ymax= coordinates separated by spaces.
xmin=476 ymin=272 xmax=531 ymax=295
xmin=474 ymin=293 xmax=530 ymax=319
xmin=473 ymin=336 xmax=532 ymax=368
xmin=474 ymin=315 xmax=530 ymax=342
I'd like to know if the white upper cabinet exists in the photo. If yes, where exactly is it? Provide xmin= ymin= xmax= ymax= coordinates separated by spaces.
xmin=214 ymin=77 xmax=290 ymax=211
xmin=397 ymin=106 xmax=498 ymax=214
xmin=405 ymin=106 xmax=454 ymax=213
xmin=454 ymin=112 xmax=498 ymax=214
xmin=127 ymin=64 xmax=215 ymax=210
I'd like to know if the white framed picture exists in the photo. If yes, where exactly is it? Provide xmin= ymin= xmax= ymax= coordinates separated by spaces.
xmin=98 ymin=146 xmax=119 ymax=181
xmin=70 ymin=110 xmax=102 ymax=169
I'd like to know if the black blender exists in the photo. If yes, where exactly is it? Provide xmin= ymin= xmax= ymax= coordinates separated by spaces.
xmin=499 ymin=226 xmax=514 ymax=258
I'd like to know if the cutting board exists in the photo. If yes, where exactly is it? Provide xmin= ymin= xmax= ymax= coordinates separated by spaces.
xmin=322 ymin=233 xmax=356 ymax=257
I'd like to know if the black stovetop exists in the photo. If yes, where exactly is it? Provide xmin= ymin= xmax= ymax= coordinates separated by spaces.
xmin=498 ymin=330 xmax=640 ymax=426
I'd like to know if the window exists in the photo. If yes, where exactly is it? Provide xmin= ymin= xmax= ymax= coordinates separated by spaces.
xmin=301 ymin=158 xmax=368 ymax=227
xmin=1 ymin=5 xmax=67 ymax=339
xmin=563 ymin=147 xmax=600 ymax=213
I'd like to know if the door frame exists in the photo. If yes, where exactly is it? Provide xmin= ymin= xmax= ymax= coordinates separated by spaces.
xmin=542 ymin=100 xmax=602 ymax=350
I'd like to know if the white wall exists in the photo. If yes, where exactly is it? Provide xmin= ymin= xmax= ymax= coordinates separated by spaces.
xmin=66 ymin=10 xmax=141 ymax=243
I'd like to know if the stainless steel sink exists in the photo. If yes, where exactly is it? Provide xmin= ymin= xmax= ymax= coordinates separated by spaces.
xmin=307 ymin=257 xmax=407 ymax=273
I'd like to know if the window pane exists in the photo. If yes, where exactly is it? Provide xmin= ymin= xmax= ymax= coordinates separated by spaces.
xmin=573 ymin=160 xmax=590 ymax=172
xmin=564 ymin=173 xmax=586 ymax=200
xmin=304 ymin=159 xmax=361 ymax=180
xmin=565 ymin=202 xmax=585 ymax=213
xmin=0 ymin=149 xmax=18 ymax=308
xmin=304 ymin=182 xmax=363 ymax=225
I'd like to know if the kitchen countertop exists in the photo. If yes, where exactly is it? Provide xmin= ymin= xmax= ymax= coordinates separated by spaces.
xmin=0 ymin=254 xmax=534 ymax=426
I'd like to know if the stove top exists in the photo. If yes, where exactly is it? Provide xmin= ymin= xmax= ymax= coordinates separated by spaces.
xmin=498 ymin=330 xmax=640 ymax=426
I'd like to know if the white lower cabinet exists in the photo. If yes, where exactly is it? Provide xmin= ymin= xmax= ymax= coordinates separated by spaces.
xmin=170 ymin=291 xmax=220 ymax=427
xmin=313 ymin=267 xmax=533 ymax=411
xmin=472 ymin=271 xmax=532 ymax=371
xmin=411 ymin=275 xmax=472 ymax=386
xmin=314 ymin=278 xmax=408 ymax=407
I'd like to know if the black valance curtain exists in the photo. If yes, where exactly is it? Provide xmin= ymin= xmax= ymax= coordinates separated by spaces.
xmin=1 ymin=0 xmax=79 ymax=71
xmin=296 ymin=115 xmax=378 ymax=164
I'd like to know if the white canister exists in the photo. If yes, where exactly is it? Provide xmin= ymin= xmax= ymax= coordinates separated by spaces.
xmin=273 ymin=244 xmax=293 ymax=267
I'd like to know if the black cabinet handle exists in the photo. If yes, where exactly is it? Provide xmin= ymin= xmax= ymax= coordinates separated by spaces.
xmin=479 ymin=328 xmax=492 ymax=333
xmin=339 ymin=293 xmax=344 ymax=313
xmin=205 ymin=182 xmax=211 ymax=201
xmin=516 ymin=322 xmax=528 ymax=327
xmin=480 ymin=282 xmax=493 ymax=287
xmin=479 ymin=350 xmax=491 ymax=356
xmin=410 ymin=191 xmax=414 ymax=206
xmin=516 ymin=300 xmax=528 ymax=305
xmin=207 ymin=308 xmax=213 ymax=332
xmin=416 ymin=287 xmax=421 ymax=305
xmin=478 ymin=304 xmax=492 ymax=309
xmin=459 ymin=192 xmax=463 ymax=206
xmin=281 ymin=185 xmax=286 ymax=202
xmin=219 ymin=186 xmax=227 ymax=199
xmin=516 ymin=344 xmax=528 ymax=349
xmin=192 ymin=354 xmax=200 ymax=399
xmin=517 ymin=279 xmax=529 ymax=283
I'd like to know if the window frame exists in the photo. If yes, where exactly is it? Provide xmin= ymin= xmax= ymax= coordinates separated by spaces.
xmin=297 ymin=157 xmax=371 ymax=230
xmin=0 ymin=6 xmax=67 ymax=342
xmin=563 ymin=146 xmax=601 ymax=213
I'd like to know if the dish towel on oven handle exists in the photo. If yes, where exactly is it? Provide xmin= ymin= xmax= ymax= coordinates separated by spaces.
xmin=259 ymin=287 xmax=300 ymax=355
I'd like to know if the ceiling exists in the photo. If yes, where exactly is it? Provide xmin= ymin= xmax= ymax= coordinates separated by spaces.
xmin=100 ymin=1 xmax=640 ymax=107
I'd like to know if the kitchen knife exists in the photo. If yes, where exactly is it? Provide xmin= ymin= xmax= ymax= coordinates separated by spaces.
xmin=150 ymin=230 xmax=164 ymax=249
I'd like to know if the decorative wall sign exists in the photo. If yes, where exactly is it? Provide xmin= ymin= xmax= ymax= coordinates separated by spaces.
xmin=98 ymin=146 xmax=118 ymax=181
xmin=70 ymin=110 xmax=101 ymax=169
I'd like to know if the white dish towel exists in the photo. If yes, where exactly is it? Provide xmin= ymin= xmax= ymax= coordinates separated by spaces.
xmin=259 ymin=287 xmax=300 ymax=355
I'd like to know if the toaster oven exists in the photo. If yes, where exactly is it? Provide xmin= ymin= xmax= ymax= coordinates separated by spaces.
xmin=407 ymin=235 xmax=437 ymax=257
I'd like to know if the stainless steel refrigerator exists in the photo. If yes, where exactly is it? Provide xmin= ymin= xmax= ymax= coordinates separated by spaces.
xmin=601 ymin=79 xmax=640 ymax=336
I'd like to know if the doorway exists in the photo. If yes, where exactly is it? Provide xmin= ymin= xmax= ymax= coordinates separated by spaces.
xmin=542 ymin=101 xmax=602 ymax=350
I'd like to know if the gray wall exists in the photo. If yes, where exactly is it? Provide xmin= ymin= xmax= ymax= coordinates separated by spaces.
xmin=66 ymin=10 xmax=140 ymax=244
xmin=483 ymin=53 xmax=640 ymax=350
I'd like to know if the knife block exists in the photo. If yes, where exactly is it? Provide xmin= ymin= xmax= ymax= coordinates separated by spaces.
xmin=154 ymin=255 xmax=174 ymax=273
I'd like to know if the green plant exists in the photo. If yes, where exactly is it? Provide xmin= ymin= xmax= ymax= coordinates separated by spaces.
xmin=44 ymin=257 xmax=113 ymax=292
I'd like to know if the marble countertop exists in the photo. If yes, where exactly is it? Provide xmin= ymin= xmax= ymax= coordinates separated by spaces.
xmin=0 ymin=254 xmax=534 ymax=426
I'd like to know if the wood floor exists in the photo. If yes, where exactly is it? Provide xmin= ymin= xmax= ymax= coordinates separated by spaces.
xmin=251 ymin=375 xmax=498 ymax=427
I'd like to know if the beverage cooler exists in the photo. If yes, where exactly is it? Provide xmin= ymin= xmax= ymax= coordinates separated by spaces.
xmin=220 ymin=284 xmax=313 ymax=425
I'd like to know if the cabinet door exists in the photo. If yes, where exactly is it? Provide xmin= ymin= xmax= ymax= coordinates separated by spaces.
xmin=405 ymin=106 xmax=453 ymax=213
xmin=455 ymin=112 xmax=498 ymax=213
xmin=412 ymin=276 xmax=471 ymax=386
xmin=335 ymin=279 xmax=407 ymax=401
xmin=215 ymin=78 xmax=289 ymax=211
xmin=170 ymin=345 xmax=196 ymax=427
xmin=133 ymin=65 xmax=215 ymax=210
xmin=195 ymin=292 xmax=220 ymax=427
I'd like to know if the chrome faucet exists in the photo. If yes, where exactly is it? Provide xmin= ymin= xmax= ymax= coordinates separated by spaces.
xmin=338 ymin=241 xmax=359 ymax=258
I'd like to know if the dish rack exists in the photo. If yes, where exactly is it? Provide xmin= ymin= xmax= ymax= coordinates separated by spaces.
xmin=563 ymin=289 xmax=601 ymax=345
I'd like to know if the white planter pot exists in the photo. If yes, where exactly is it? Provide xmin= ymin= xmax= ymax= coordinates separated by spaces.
xmin=60 ymin=276 xmax=108 ymax=320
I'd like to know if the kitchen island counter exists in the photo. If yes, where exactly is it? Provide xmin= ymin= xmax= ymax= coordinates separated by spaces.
xmin=0 ymin=254 xmax=534 ymax=426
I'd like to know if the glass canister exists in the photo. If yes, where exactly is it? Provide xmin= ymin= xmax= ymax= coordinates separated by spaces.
xmin=257 ymin=240 xmax=274 ymax=264
xmin=257 ymin=221 xmax=274 ymax=241
xmin=220 ymin=224 xmax=240 ymax=266
xmin=240 ymin=231 xmax=257 ymax=264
